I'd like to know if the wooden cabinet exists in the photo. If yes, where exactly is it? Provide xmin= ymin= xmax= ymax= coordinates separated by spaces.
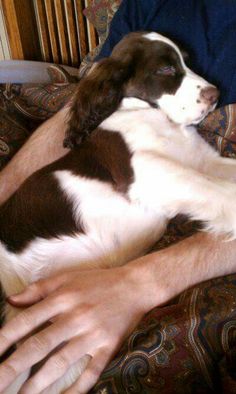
xmin=0 ymin=0 xmax=98 ymax=66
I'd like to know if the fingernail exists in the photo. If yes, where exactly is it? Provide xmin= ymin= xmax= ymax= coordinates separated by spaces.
xmin=7 ymin=294 xmax=26 ymax=306
xmin=7 ymin=295 xmax=18 ymax=301
xmin=7 ymin=287 xmax=30 ymax=300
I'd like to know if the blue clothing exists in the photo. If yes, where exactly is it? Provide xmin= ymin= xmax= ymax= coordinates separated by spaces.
xmin=95 ymin=0 xmax=236 ymax=106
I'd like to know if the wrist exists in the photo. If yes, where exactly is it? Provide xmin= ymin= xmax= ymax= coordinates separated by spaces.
xmin=123 ymin=252 xmax=170 ymax=313
xmin=123 ymin=233 xmax=211 ymax=312
xmin=124 ymin=231 xmax=236 ymax=313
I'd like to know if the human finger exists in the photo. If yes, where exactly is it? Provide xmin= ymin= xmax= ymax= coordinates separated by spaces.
xmin=0 ymin=317 xmax=78 ymax=392
xmin=19 ymin=336 xmax=94 ymax=394
xmin=8 ymin=273 xmax=69 ymax=307
xmin=64 ymin=347 xmax=112 ymax=394
xmin=0 ymin=294 xmax=69 ymax=356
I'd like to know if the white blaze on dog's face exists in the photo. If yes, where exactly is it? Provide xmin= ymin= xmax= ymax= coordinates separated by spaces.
xmin=145 ymin=32 xmax=219 ymax=125
xmin=111 ymin=32 xmax=219 ymax=126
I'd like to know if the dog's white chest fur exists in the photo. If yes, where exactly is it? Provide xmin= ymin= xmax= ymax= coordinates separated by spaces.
xmin=102 ymin=99 xmax=216 ymax=170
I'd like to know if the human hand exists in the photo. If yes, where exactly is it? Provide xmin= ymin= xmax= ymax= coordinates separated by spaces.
xmin=0 ymin=265 xmax=152 ymax=394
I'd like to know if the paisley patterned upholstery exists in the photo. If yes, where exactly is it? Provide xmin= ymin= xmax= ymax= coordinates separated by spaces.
xmin=91 ymin=274 xmax=236 ymax=394
xmin=199 ymin=106 xmax=236 ymax=158
xmin=0 ymin=65 xmax=77 ymax=170
xmin=83 ymin=0 xmax=122 ymax=43
xmin=79 ymin=0 xmax=121 ymax=77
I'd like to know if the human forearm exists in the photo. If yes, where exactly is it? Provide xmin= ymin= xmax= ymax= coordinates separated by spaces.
xmin=126 ymin=232 xmax=236 ymax=312
xmin=0 ymin=106 xmax=69 ymax=204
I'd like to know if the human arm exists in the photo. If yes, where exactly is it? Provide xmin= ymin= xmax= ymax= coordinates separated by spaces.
xmin=0 ymin=232 xmax=235 ymax=393
xmin=0 ymin=106 xmax=70 ymax=205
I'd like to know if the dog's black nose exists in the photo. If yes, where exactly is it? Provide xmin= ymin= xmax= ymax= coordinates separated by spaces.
xmin=200 ymin=87 xmax=219 ymax=105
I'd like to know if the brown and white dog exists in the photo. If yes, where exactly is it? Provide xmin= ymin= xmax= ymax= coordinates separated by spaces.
xmin=1 ymin=31 xmax=236 ymax=393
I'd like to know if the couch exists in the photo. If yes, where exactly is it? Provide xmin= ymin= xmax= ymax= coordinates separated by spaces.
xmin=0 ymin=1 xmax=236 ymax=393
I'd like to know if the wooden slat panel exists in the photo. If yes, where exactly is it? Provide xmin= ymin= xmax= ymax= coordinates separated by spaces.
xmin=0 ymin=5 xmax=11 ymax=60
xmin=44 ymin=0 xmax=60 ymax=63
xmin=74 ymin=0 xmax=89 ymax=59
xmin=86 ymin=0 xmax=98 ymax=50
xmin=1 ymin=0 xmax=98 ymax=65
xmin=34 ymin=0 xmax=52 ymax=62
xmin=1 ymin=0 xmax=41 ymax=60
xmin=54 ymin=0 xmax=70 ymax=64
xmin=14 ymin=0 xmax=41 ymax=60
xmin=87 ymin=22 xmax=97 ymax=51
xmin=0 ymin=40 xmax=4 ymax=61
xmin=1 ymin=0 xmax=24 ymax=59
xmin=64 ymin=0 xmax=79 ymax=65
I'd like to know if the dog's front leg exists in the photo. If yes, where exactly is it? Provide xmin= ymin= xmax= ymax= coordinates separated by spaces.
xmin=204 ymin=156 xmax=236 ymax=182
xmin=131 ymin=153 xmax=236 ymax=238
xmin=182 ymin=127 xmax=236 ymax=182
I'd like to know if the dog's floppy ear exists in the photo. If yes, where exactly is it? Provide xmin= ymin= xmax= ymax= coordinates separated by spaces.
xmin=64 ymin=58 xmax=131 ymax=149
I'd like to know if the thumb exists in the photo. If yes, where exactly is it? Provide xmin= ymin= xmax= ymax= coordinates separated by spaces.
xmin=7 ymin=272 xmax=69 ymax=307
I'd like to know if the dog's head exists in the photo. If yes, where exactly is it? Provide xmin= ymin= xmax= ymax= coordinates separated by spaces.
xmin=64 ymin=31 xmax=219 ymax=148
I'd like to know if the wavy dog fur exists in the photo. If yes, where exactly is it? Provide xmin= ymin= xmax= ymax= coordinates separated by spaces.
xmin=64 ymin=58 xmax=133 ymax=148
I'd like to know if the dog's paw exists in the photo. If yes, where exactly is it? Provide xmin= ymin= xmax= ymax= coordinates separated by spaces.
xmin=204 ymin=202 xmax=236 ymax=240
xmin=214 ymin=159 xmax=236 ymax=183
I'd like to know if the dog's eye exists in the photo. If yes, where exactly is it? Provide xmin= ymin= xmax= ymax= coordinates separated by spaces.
xmin=156 ymin=66 xmax=176 ymax=76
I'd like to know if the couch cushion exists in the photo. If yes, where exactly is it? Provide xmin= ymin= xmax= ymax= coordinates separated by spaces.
xmin=0 ymin=61 xmax=81 ymax=84
xmin=199 ymin=105 xmax=236 ymax=158
xmin=91 ymin=273 xmax=236 ymax=394
xmin=83 ymin=0 xmax=121 ymax=43
xmin=79 ymin=0 xmax=122 ymax=77
xmin=0 ymin=65 xmax=78 ymax=170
